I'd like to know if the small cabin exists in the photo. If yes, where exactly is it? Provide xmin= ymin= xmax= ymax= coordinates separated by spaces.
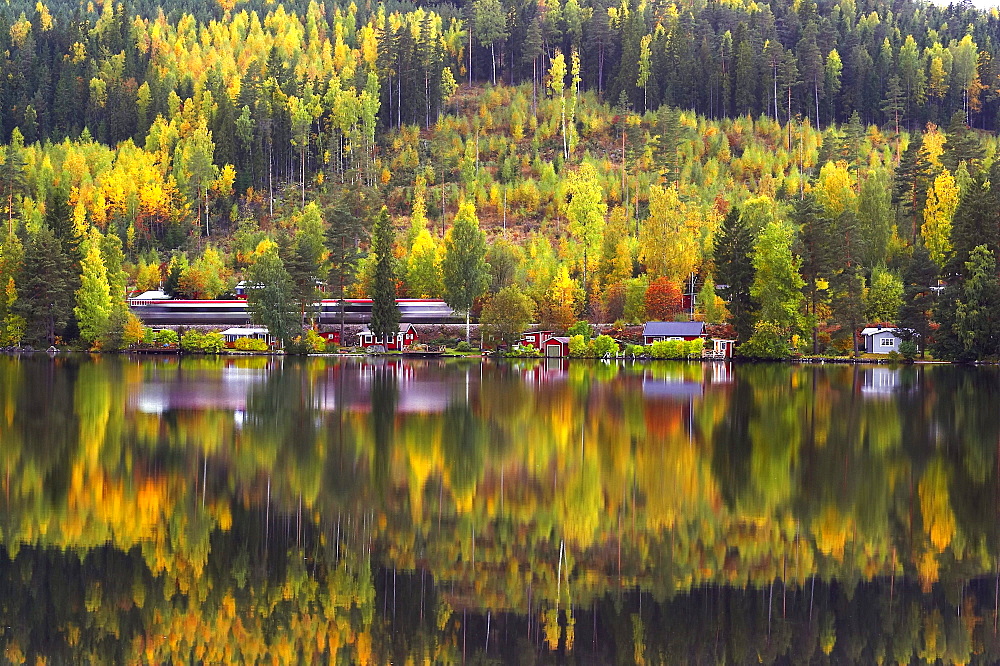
xmin=642 ymin=321 xmax=706 ymax=345
xmin=221 ymin=326 xmax=272 ymax=347
xmin=543 ymin=336 xmax=570 ymax=357
xmin=705 ymin=338 xmax=736 ymax=359
xmin=861 ymin=327 xmax=914 ymax=354
xmin=520 ymin=330 xmax=554 ymax=349
xmin=358 ymin=323 xmax=418 ymax=351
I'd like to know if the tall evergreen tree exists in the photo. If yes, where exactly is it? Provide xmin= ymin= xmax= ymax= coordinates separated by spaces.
xmin=898 ymin=244 xmax=938 ymax=357
xmin=326 ymin=188 xmax=370 ymax=339
xmin=713 ymin=205 xmax=757 ymax=343
xmin=794 ymin=194 xmax=836 ymax=353
xmin=892 ymin=135 xmax=933 ymax=244
xmin=14 ymin=227 xmax=73 ymax=346
xmin=369 ymin=206 xmax=400 ymax=343
xmin=941 ymin=111 xmax=984 ymax=174
xmin=948 ymin=165 xmax=1000 ymax=279
xmin=954 ymin=245 xmax=1000 ymax=360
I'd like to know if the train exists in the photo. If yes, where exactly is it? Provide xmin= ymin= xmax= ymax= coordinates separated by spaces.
xmin=128 ymin=296 xmax=460 ymax=326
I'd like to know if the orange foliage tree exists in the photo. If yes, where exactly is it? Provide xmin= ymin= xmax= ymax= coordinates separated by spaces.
xmin=644 ymin=277 xmax=682 ymax=320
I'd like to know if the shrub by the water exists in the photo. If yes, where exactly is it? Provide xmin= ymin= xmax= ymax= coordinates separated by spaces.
xmin=180 ymin=330 xmax=225 ymax=353
xmin=233 ymin=337 xmax=269 ymax=352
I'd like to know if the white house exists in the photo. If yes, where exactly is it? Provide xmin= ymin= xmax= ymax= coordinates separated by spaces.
xmin=221 ymin=326 xmax=273 ymax=346
xmin=861 ymin=327 xmax=915 ymax=354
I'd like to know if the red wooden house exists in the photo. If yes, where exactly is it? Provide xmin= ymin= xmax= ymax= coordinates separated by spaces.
xmin=358 ymin=324 xmax=418 ymax=351
xmin=519 ymin=331 xmax=554 ymax=349
xmin=319 ymin=330 xmax=342 ymax=346
xmin=642 ymin=321 xmax=706 ymax=345
xmin=542 ymin=336 xmax=570 ymax=357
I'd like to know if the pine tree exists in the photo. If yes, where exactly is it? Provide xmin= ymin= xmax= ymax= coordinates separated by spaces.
xmin=326 ymin=189 xmax=370 ymax=338
xmin=369 ymin=206 xmax=400 ymax=343
xmin=795 ymin=194 xmax=836 ymax=353
xmin=941 ymin=110 xmax=984 ymax=174
xmin=713 ymin=205 xmax=757 ymax=343
xmin=948 ymin=166 xmax=1000 ymax=279
xmin=892 ymin=135 xmax=933 ymax=244
xmin=954 ymin=245 xmax=1000 ymax=360
xmin=14 ymin=227 xmax=73 ymax=346
xmin=898 ymin=244 xmax=938 ymax=357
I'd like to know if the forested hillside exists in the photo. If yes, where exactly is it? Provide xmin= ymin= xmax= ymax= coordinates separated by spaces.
xmin=1 ymin=0 xmax=1000 ymax=357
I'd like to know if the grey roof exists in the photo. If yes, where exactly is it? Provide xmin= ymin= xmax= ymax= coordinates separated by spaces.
xmin=642 ymin=321 xmax=705 ymax=337
xmin=359 ymin=323 xmax=416 ymax=334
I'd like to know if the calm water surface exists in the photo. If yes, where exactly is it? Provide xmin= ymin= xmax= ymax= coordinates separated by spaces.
xmin=1 ymin=355 xmax=999 ymax=663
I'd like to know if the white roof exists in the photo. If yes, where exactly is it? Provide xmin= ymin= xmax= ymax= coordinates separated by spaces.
xmin=861 ymin=327 xmax=916 ymax=337
xmin=359 ymin=324 xmax=415 ymax=334
xmin=221 ymin=327 xmax=270 ymax=335
xmin=130 ymin=290 xmax=169 ymax=300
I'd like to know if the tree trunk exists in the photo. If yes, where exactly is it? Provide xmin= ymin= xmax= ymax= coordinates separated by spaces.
xmin=465 ymin=309 xmax=471 ymax=344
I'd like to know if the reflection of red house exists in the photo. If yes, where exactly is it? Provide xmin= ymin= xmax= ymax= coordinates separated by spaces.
xmin=358 ymin=324 xmax=418 ymax=350
xmin=520 ymin=331 xmax=554 ymax=349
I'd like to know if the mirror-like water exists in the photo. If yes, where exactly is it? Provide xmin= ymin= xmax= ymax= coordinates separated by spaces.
xmin=1 ymin=355 xmax=998 ymax=663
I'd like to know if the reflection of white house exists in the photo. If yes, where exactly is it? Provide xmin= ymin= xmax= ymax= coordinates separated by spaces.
xmin=861 ymin=367 xmax=900 ymax=396
xmin=861 ymin=327 xmax=914 ymax=354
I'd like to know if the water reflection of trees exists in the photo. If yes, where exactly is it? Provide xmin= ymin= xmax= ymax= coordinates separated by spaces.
xmin=4 ymin=356 xmax=1000 ymax=660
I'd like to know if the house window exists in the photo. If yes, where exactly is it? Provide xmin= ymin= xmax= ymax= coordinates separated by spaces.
xmin=880 ymin=337 xmax=895 ymax=347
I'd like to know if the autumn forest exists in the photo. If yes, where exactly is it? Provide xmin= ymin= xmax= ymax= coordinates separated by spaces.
xmin=0 ymin=0 xmax=999 ymax=355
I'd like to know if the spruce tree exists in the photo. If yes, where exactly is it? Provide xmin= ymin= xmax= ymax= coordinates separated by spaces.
xmin=898 ymin=244 xmax=938 ymax=357
xmin=14 ymin=227 xmax=73 ymax=346
xmin=795 ymin=194 xmax=836 ymax=352
xmin=326 ymin=189 xmax=370 ymax=339
xmin=941 ymin=110 xmax=984 ymax=174
xmin=713 ymin=205 xmax=757 ymax=343
xmin=369 ymin=206 xmax=400 ymax=344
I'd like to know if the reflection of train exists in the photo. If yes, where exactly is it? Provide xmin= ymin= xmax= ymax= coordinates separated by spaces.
xmin=128 ymin=297 xmax=459 ymax=325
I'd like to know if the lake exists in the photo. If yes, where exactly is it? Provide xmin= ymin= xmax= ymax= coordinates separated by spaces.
xmin=0 ymin=354 xmax=998 ymax=663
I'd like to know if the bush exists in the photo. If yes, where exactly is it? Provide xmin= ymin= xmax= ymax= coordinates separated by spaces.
xmin=625 ymin=344 xmax=646 ymax=358
xmin=154 ymin=329 xmax=179 ymax=346
xmin=886 ymin=350 xmax=901 ymax=362
xmin=504 ymin=343 xmax=541 ymax=358
xmin=285 ymin=336 xmax=311 ymax=355
xmin=325 ymin=340 xmax=340 ymax=353
xmin=304 ymin=328 xmax=326 ymax=352
xmin=455 ymin=341 xmax=472 ymax=352
xmin=233 ymin=337 xmax=269 ymax=352
xmin=180 ymin=330 xmax=225 ymax=353
xmin=899 ymin=339 xmax=918 ymax=361
xmin=568 ymin=334 xmax=591 ymax=357
xmin=649 ymin=339 xmax=686 ymax=359
xmin=736 ymin=321 xmax=790 ymax=359
xmin=591 ymin=334 xmax=619 ymax=358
